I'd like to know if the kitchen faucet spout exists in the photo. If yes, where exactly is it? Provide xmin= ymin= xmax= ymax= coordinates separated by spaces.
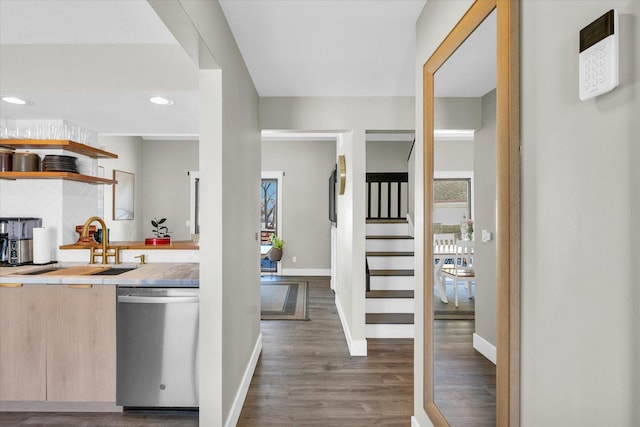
xmin=82 ymin=216 xmax=109 ymax=264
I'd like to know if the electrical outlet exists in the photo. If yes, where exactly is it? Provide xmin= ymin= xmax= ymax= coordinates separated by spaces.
xmin=292 ymin=256 xmax=297 ymax=263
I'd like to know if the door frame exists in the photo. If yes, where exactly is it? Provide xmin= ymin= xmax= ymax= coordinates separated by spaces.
xmin=261 ymin=171 xmax=284 ymax=274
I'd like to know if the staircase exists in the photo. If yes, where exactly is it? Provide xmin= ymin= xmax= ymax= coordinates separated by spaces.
xmin=365 ymin=219 xmax=415 ymax=338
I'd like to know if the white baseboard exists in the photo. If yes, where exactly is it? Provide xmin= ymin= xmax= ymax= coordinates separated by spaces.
xmin=281 ymin=268 xmax=331 ymax=276
xmin=224 ymin=333 xmax=263 ymax=427
xmin=334 ymin=294 xmax=367 ymax=356
xmin=412 ymin=415 xmax=436 ymax=427
xmin=473 ymin=333 xmax=497 ymax=365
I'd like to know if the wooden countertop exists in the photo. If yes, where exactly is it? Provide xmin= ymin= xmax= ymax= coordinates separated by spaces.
xmin=0 ymin=262 xmax=199 ymax=287
xmin=59 ymin=240 xmax=199 ymax=250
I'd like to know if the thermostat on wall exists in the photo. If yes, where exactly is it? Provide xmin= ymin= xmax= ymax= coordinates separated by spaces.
xmin=579 ymin=9 xmax=619 ymax=100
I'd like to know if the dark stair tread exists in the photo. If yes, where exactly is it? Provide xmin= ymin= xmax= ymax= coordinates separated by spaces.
xmin=366 ymin=218 xmax=408 ymax=224
xmin=366 ymin=235 xmax=414 ymax=240
xmin=366 ymin=313 xmax=414 ymax=325
xmin=366 ymin=290 xmax=414 ymax=299
xmin=369 ymin=269 xmax=414 ymax=277
xmin=366 ymin=251 xmax=414 ymax=257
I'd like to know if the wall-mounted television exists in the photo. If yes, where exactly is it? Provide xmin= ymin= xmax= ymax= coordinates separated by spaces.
xmin=329 ymin=164 xmax=337 ymax=225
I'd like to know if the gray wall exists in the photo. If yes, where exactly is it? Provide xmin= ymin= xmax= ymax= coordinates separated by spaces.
xmin=473 ymin=89 xmax=496 ymax=346
xmin=262 ymin=139 xmax=336 ymax=271
xmin=434 ymin=97 xmax=481 ymax=129
xmin=366 ymin=140 xmax=413 ymax=172
xmin=434 ymin=139 xmax=473 ymax=171
xmin=260 ymin=96 xmax=414 ymax=354
xmin=415 ymin=1 xmax=640 ymax=426
xmin=142 ymin=139 xmax=198 ymax=242
xmin=152 ymin=1 xmax=262 ymax=425
xmin=98 ymin=135 xmax=145 ymax=242
xmin=520 ymin=1 xmax=639 ymax=425
xmin=407 ymin=141 xmax=416 ymax=224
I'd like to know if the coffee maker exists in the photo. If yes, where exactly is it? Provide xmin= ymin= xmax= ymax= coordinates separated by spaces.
xmin=0 ymin=220 xmax=9 ymax=264
xmin=0 ymin=217 xmax=42 ymax=265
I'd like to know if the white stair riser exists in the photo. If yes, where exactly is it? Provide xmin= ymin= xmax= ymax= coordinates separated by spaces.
xmin=366 ymin=239 xmax=413 ymax=252
xmin=366 ymin=298 xmax=414 ymax=313
xmin=367 ymin=256 xmax=414 ymax=270
xmin=366 ymin=223 xmax=410 ymax=236
xmin=365 ymin=323 xmax=414 ymax=339
xmin=369 ymin=276 xmax=415 ymax=291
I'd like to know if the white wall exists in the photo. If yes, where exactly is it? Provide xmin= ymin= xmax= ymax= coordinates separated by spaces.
xmin=0 ymin=179 xmax=97 ymax=261
xmin=142 ymin=139 xmax=198 ymax=242
xmin=260 ymin=97 xmax=414 ymax=354
xmin=473 ymin=89 xmax=497 ymax=348
xmin=415 ymin=1 xmax=640 ymax=426
xmin=262 ymin=139 xmax=336 ymax=272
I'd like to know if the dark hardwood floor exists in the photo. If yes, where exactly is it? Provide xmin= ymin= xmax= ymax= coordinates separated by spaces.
xmin=1 ymin=277 xmax=494 ymax=426
xmin=0 ymin=409 xmax=199 ymax=426
xmin=433 ymin=320 xmax=496 ymax=427
xmin=239 ymin=276 xmax=414 ymax=426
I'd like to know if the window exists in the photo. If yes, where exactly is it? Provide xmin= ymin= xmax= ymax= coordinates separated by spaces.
xmin=433 ymin=177 xmax=472 ymax=224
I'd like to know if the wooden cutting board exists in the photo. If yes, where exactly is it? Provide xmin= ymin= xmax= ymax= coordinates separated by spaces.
xmin=39 ymin=266 xmax=112 ymax=276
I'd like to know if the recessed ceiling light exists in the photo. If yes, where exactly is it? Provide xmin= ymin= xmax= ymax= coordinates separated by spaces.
xmin=1 ymin=96 xmax=31 ymax=105
xmin=148 ymin=96 xmax=175 ymax=106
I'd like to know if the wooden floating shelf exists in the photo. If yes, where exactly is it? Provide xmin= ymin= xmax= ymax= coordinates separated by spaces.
xmin=0 ymin=139 xmax=118 ymax=159
xmin=0 ymin=171 xmax=117 ymax=185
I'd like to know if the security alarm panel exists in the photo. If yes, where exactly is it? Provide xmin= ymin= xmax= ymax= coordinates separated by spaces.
xmin=579 ymin=9 xmax=619 ymax=100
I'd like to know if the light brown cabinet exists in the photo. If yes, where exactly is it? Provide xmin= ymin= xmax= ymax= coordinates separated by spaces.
xmin=0 ymin=284 xmax=47 ymax=401
xmin=46 ymin=285 xmax=116 ymax=402
xmin=0 ymin=284 xmax=116 ymax=402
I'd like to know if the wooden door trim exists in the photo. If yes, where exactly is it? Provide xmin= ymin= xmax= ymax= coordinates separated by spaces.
xmin=422 ymin=0 xmax=520 ymax=425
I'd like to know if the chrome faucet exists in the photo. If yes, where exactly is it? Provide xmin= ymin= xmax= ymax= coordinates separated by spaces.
xmin=82 ymin=216 xmax=118 ymax=264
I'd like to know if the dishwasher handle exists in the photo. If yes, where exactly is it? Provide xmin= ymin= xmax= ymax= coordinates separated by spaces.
xmin=117 ymin=295 xmax=199 ymax=304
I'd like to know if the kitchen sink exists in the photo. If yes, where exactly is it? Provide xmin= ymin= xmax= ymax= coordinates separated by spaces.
xmin=25 ymin=266 xmax=137 ymax=276
xmin=26 ymin=267 xmax=66 ymax=275
xmin=90 ymin=267 xmax=137 ymax=276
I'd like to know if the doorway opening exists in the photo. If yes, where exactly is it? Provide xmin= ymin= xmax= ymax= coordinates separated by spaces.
xmin=261 ymin=171 xmax=283 ymax=273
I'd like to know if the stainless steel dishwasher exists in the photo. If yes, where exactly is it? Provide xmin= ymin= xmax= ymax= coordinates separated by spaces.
xmin=116 ymin=287 xmax=199 ymax=408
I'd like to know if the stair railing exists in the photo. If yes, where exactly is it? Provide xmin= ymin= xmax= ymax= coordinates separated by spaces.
xmin=366 ymin=258 xmax=371 ymax=292
xmin=366 ymin=172 xmax=408 ymax=220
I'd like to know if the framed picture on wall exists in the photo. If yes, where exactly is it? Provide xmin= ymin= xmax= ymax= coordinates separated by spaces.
xmin=113 ymin=170 xmax=134 ymax=220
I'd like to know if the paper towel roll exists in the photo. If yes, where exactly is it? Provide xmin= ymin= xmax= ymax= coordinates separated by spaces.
xmin=33 ymin=227 xmax=51 ymax=264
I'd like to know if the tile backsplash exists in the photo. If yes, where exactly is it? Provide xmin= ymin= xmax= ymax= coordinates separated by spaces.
xmin=0 ymin=179 xmax=99 ymax=260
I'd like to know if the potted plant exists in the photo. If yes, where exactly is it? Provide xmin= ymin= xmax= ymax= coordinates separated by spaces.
xmin=268 ymin=234 xmax=284 ymax=262
xmin=145 ymin=217 xmax=172 ymax=245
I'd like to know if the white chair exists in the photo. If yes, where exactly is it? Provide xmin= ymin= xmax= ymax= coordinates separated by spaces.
xmin=433 ymin=233 xmax=456 ymax=303
xmin=433 ymin=233 xmax=456 ymax=249
xmin=439 ymin=240 xmax=475 ymax=307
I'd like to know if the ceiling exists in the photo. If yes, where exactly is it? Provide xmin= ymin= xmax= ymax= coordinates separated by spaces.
xmin=0 ymin=0 xmax=494 ymax=138
xmin=219 ymin=0 xmax=426 ymax=97
xmin=0 ymin=0 xmax=199 ymax=139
